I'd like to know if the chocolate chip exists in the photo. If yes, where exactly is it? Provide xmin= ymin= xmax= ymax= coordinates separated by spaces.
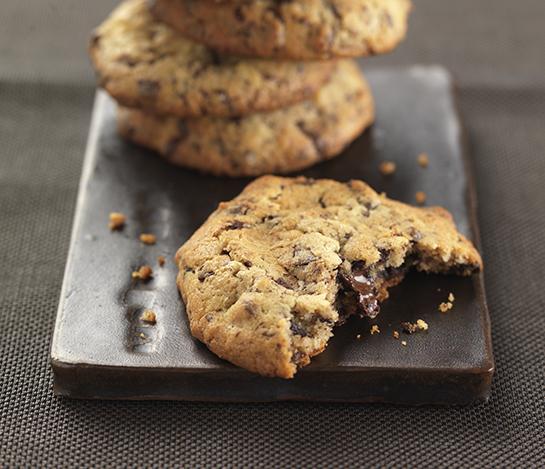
xmin=290 ymin=321 xmax=309 ymax=337
xmin=339 ymin=263 xmax=380 ymax=319
xmin=163 ymin=119 xmax=189 ymax=159
xmin=409 ymin=228 xmax=423 ymax=241
xmin=379 ymin=249 xmax=390 ymax=263
xmin=208 ymin=49 xmax=223 ymax=66
xmin=294 ymin=255 xmax=317 ymax=267
xmin=242 ymin=260 xmax=252 ymax=268
xmin=90 ymin=32 xmax=101 ymax=48
xmin=296 ymin=121 xmax=326 ymax=158
xmin=291 ymin=350 xmax=304 ymax=365
xmin=329 ymin=3 xmax=342 ymax=20
xmin=274 ymin=277 xmax=295 ymax=290
xmin=213 ymin=89 xmax=234 ymax=114
xmin=234 ymin=6 xmax=245 ymax=21
xmin=225 ymin=220 xmax=245 ymax=230
xmin=320 ymin=317 xmax=335 ymax=326
xmin=382 ymin=12 xmax=394 ymax=27
xmin=363 ymin=200 xmax=380 ymax=213
xmin=164 ymin=137 xmax=181 ymax=159
xmin=261 ymin=215 xmax=277 ymax=223
xmin=266 ymin=5 xmax=284 ymax=22
xmin=228 ymin=204 xmax=249 ymax=215
xmin=138 ymin=79 xmax=160 ymax=97
xmin=243 ymin=301 xmax=258 ymax=316
xmin=351 ymin=260 xmax=367 ymax=272
xmin=198 ymin=270 xmax=213 ymax=282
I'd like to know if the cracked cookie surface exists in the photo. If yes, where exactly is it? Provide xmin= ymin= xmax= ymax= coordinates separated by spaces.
xmin=90 ymin=0 xmax=335 ymax=118
xmin=176 ymin=176 xmax=482 ymax=378
xmin=151 ymin=0 xmax=412 ymax=60
xmin=117 ymin=60 xmax=374 ymax=177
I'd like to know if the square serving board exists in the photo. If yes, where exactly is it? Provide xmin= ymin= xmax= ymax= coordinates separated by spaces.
xmin=51 ymin=66 xmax=494 ymax=404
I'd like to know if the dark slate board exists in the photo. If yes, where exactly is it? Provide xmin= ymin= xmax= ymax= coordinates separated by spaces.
xmin=51 ymin=66 xmax=494 ymax=404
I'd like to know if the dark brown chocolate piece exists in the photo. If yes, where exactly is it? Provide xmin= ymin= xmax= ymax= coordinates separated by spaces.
xmin=339 ymin=266 xmax=380 ymax=319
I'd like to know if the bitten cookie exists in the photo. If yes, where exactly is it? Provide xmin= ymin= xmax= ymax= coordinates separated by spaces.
xmin=90 ymin=0 xmax=335 ymax=118
xmin=117 ymin=61 xmax=374 ymax=177
xmin=151 ymin=0 xmax=412 ymax=60
xmin=176 ymin=176 xmax=482 ymax=378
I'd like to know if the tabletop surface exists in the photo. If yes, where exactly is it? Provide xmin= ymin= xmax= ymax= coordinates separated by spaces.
xmin=1 ymin=1 xmax=544 ymax=467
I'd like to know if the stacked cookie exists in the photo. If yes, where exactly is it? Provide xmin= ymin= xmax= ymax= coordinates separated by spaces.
xmin=90 ymin=0 xmax=411 ymax=177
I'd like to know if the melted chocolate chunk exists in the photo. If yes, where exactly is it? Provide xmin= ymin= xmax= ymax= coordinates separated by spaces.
xmin=340 ymin=266 xmax=380 ymax=319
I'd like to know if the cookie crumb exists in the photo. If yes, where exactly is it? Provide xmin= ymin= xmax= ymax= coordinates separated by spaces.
xmin=417 ymin=153 xmax=429 ymax=168
xmin=140 ymin=233 xmax=156 ymax=245
xmin=379 ymin=161 xmax=396 ymax=176
xmin=132 ymin=265 xmax=153 ymax=280
xmin=439 ymin=302 xmax=453 ymax=313
xmin=141 ymin=309 xmax=157 ymax=325
xmin=393 ymin=330 xmax=400 ymax=339
xmin=415 ymin=191 xmax=427 ymax=205
xmin=401 ymin=321 xmax=418 ymax=334
xmin=448 ymin=292 xmax=455 ymax=302
xmin=401 ymin=340 xmax=407 ymax=346
xmin=158 ymin=255 xmax=166 ymax=266
xmin=370 ymin=325 xmax=380 ymax=335
xmin=109 ymin=212 xmax=126 ymax=231
xmin=416 ymin=319 xmax=429 ymax=331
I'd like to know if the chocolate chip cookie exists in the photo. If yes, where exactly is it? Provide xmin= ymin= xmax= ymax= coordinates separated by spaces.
xmin=151 ymin=0 xmax=412 ymax=60
xmin=176 ymin=176 xmax=482 ymax=378
xmin=117 ymin=60 xmax=374 ymax=177
xmin=90 ymin=0 xmax=335 ymax=118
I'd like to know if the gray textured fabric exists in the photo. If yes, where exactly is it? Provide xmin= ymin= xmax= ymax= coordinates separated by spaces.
xmin=1 ymin=1 xmax=544 ymax=467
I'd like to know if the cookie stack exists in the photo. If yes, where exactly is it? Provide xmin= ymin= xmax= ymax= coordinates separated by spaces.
xmin=90 ymin=0 xmax=411 ymax=177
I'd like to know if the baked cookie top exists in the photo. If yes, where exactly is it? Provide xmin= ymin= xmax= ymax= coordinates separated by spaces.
xmin=176 ymin=176 xmax=482 ymax=378
xmin=117 ymin=60 xmax=374 ymax=177
xmin=151 ymin=0 xmax=412 ymax=60
xmin=89 ymin=0 xmax=335 ymax=117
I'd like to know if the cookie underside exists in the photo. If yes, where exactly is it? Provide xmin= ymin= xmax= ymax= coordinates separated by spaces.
xmin=177 ymin=176 xmax=482 ymax=378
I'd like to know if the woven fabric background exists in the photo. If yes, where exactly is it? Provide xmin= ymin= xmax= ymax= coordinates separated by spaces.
xmin=1 ymin=1 xmax=544 ymax=467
